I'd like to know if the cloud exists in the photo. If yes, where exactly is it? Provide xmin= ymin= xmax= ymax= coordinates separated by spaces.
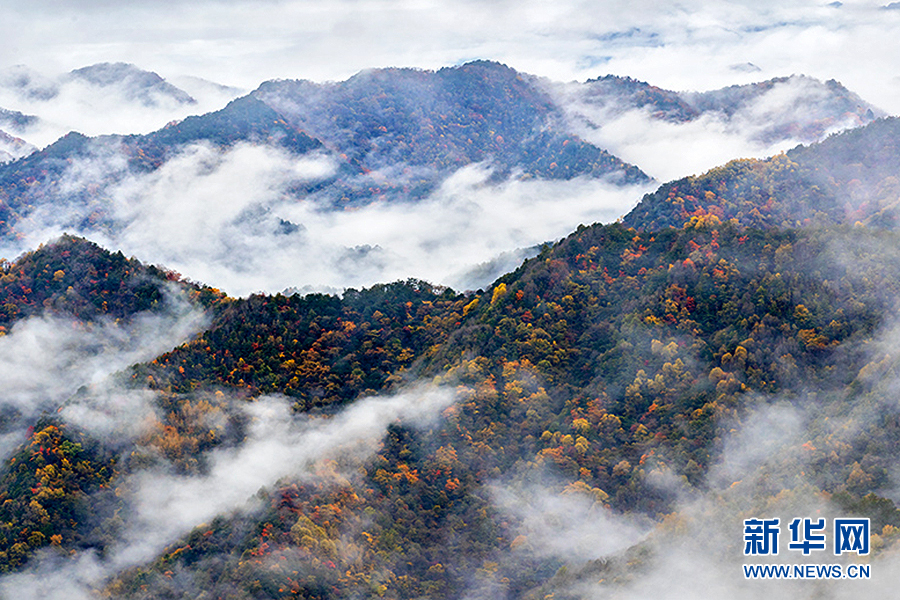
xmin=490 ymin=478 xmax=651 ymax=564
xmin=515 ymin=303 xmax=900 ymax=598
xmin=112 ymin=386 xmax=454 ymax=567
xmin=0 ymin=384 xmax=457 ymax=598
xmin=7 ymin=141 xmax=652 ymax=296
xmin=0 ymin=64 xmax=244 ymax=148
xmin=3 ymin=1 xmax=896 ymax=207
xmin=0 ymin=286 xmax=206 ymax=458
xmin=0 ymin=130 xmax=35 ymax=163
xmin=2 ymin=0 xmax=899 ymax=119
xmin=561 ymin=107 xmax=786 ymax=182
xmin=551 ymin=75 xmax=878 ymax=182
xmin=0 ymin=552 xmax=107 ymax=600
xmin=510 ymin=399 xmax=874 ymax=600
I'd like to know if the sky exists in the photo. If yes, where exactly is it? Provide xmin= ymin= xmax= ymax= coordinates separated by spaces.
xmin=2 ymin=0 xmax=900 ymax=115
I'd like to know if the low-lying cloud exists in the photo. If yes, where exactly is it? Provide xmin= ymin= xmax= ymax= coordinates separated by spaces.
xmin=490 ymin=478 xmax=651 ymax=564
xmin=8 ymin=141 xmax=653 ymax=296
xmin=554 ymin=75 xmax=876 ymax=181
xmin=113 ymin=386 xmax=454 ymax=567
xmin=0 ymin=384 xmax=457 ymax=599
xmin=0 ymin=64 xmax=244 ymax=149
xmin=0 ymin=287 xmax=206 ymax=458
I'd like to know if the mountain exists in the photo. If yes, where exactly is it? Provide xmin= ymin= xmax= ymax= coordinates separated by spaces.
xmin=67 ymin=62 xmax=197 ymax=107
xmin=0 ymin=65 xmax=59 ymax=101
xmin=0 ymin=130 xmax=35 ymax=164
xmin=0 ymin=234 xmax=208 ymax=328
xmin=254 ymin=61 xmax=649 ymax=192
xmin=549 ymin=73 xmax=885 ymax=181
xmin=681 ymin=75 xmax=880 ymax=143
xmin=553 ymin=74 xmax=700 ymax=123
xmin=0 ymin=61 xmax=651 ymax=252
xmin=623 ymin=116 xmax=900 ymax=230
xmin=0 ymin=236 xmax=227 ymax=573
xmin=3 ymin=107 xmax=900 ymax=595
xmin=0 ymin=63 xmax=198 ymax=109
xmin=553 ymin=73 xmax=883 ymax=146
xmin=0 ymin=107 xmax=38 ymax=134
xmin=132 ymin=95 xmax=323 ymax=167
xmin=0 ymin=95 xmax=324 ymax=238
xmin=0 ymin=61 xmax=884 ymax=281
xmin=97 ymin=218 xmax=900 ymax=598
xmin=0 ymin=63 xmax=245 ymax=153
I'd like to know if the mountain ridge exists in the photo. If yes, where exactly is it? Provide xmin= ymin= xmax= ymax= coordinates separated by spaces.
xmin=622 ymin=116 xmax=900 ymax=230
xmin=67 ymin=62 xmax=197 ymax=107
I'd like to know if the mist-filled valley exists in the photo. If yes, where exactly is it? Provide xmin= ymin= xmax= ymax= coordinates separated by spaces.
xmin=2 ymin=38 xmax=900 ymax=600
xmin=0 ymin=60 xmax=885 ymax=296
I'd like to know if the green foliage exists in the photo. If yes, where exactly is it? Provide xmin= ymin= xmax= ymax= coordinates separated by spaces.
xmin=0 ymin=235 xmax=164 ymax=326
xmin=134 ymin=280 xmax=465 ymax=410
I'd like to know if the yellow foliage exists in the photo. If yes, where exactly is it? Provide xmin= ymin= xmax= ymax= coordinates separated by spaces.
xmin=491 ymin=283 xmax=507 ymax=306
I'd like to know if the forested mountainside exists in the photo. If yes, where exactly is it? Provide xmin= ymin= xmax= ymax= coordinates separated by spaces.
xmin=252 ymin=61 xmax=648 ymax=191
xmin=0 ymin=234 xmax=210 ymax=326
xmin=1 ymin=108 xmax=900 ymax=596
xmin=568 ymin=74 xmax=880 ymax=128
xmin=99 ymin=222 xmax=900 ymax=598
xmin=0 ymin=236 xmax=230 ymax=572
xmin=623 ymin=116 xmax=900 ymax=230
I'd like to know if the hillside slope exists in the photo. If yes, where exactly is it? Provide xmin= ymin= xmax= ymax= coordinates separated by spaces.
xmin=91 ymin=113 xmax=900 ymax=598
xmin=623 ymin=117 xmax=900 ymax=230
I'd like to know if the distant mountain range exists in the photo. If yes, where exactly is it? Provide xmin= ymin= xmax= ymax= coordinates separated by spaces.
xmin=0 ymin=63 xmax=246 ymax=150
xmin=556 ymin=73 xmax=881 ymax=144
xmin=68 ymin=62 xmax=198 ymax=107
xmin=253 ymin=61 xmax=648 ymax=187
xmin=0 ymin=106 xmax=38 ymax=133
xmin=0 ymin=60 xmax=887 ymax=252
xmin=0 ymin=107 xmax=38 ymax=162
xmin=0 ymin=62 xmax=198 ymax=108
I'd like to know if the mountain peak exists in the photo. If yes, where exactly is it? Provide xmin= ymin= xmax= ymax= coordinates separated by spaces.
xmin=67 ymin=62 xmax=196 ymax=107
xmin=0 ymin=129 xmax=36 ymax=164
xmin=0 ymin=107 xmax=39 ymax=134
